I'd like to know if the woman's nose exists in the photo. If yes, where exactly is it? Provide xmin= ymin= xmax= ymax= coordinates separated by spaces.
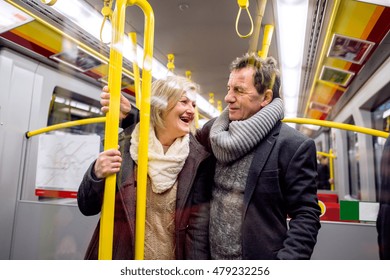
xmin=187 ymin=103 xmax=195 ymax=113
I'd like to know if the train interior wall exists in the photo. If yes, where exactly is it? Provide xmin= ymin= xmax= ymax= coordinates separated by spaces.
xmin=0 ymin=48 xmax=100 ymax=259
xmin=0 ymin=47 xmax=386 ymax=260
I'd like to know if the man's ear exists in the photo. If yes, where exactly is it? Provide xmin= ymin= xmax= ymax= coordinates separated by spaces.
xmin=260 ymin=89 xmax=273 ymax=107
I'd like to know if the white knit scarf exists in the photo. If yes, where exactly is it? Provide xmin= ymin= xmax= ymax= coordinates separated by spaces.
xmin=210 ymin=98 xmax=284 ymax=163
xmin=130 ymin=123 xmax=189 ymax=193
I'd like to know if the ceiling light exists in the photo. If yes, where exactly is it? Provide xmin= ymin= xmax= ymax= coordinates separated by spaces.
xmin=178 ymin=3 xmax=190 ymax=11
xmin=274 ymin=0 xmax=309 ymax=126
xmin=51 ymin=0 xmax=219 ymax=118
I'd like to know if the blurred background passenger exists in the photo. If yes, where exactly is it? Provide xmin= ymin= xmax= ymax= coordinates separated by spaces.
xmin=317 ymin=155 xmax=333 ymax=190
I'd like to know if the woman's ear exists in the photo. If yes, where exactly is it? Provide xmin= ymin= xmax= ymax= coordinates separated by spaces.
xmin=260 ymin=89 xmax=273 ymax=107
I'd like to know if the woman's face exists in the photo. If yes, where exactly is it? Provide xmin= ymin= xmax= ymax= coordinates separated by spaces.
xmin=157 ymin=93 xmax=196 ymax=145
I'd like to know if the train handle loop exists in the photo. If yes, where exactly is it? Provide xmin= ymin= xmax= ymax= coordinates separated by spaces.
xmin=40 ymin=0 xmax=57 ymax=6
xmin=235 ymin=0 xmax=254 ymax=38
xmin=100 ymin=0 xmax=114 ymax=44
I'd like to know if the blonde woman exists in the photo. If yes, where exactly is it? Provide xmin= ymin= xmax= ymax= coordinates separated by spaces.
xmin=78 ymin=76 xmax=214 ymax=260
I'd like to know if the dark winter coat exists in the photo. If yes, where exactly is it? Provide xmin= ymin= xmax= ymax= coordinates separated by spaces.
xmin=78 ymin=124 xmax=214 ymax=259
xmin=196 ymin=120 xmax=321 ymax=259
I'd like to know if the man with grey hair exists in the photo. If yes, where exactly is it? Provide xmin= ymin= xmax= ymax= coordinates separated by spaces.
xmin=104 ymin=53 xmax=321 ymax=260
xmin=196 ymin=53 xmax=320 ymax=260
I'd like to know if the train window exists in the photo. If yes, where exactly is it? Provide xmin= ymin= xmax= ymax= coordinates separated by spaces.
xmin=347 ymin=120 xmax=361 ymax=200
xmin=34 ymin=87 xmax=104 ymax=201
xmin=371 ymin=98 xmax=390 ymax=201
xmin=48 ymin=87 xmax=105 ymax=137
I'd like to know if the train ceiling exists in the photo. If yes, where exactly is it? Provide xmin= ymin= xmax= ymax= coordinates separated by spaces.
xmin=1 ymin=0 xmax=389 ymax=134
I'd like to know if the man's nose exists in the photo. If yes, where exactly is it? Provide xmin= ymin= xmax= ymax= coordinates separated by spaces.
xmin=225 ymin=90 xmax=235 ymax=103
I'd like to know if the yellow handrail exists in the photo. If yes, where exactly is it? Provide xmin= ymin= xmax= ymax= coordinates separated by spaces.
xmin=97 ymin=0 xmax=154 ymax=260
xmin=98 ymin=0 xmax=125 ymax=260
xmin=133 ymin=0 xmax=154 ymax=260
xmin=26 ymin=117 xmax=106 ymax=138
xmin=129 ymin=32 xmax=142 ymax=108
xmin=284 ymin=118 xmax=389 ymax=192
xmin=283 ymin=118 xmax=389 ymax=139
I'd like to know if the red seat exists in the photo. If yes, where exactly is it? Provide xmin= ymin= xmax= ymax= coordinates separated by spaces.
xmin=318 ymin=193 xmax=338 ymax=203
xmin=320 ymin=202 xmax=340 ymax=221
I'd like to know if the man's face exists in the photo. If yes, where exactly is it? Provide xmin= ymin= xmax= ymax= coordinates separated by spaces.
xmin=225 ymin=67 xmax=264 ymax=121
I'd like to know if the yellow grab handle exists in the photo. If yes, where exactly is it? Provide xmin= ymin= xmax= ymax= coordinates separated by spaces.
xmin=235 ymin=0 xmax=254 ymax=38
xmin=98 ymin=0 xmax=127 ymax=260
xmin=133 ymin=0 xmax=154 ymax=260
xmin=129 ymin=32 xmax=142 ymax=108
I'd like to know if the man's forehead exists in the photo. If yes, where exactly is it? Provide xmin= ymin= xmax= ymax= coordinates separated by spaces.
xmin=228 ymin=69 xmax=254 ymax=83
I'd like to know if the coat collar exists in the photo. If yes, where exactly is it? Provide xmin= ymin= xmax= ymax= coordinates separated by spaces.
xmin=176 ymin=134 xmax=210 ymax=212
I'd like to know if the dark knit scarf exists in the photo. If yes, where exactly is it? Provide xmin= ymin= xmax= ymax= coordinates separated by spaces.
xmin=210 ymin=98 xmax=284 ymax=163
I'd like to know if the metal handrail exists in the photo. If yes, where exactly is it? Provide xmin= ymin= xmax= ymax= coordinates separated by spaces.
xmin=99 ymin=0 xmax=154 ymax=260
xmin=25 ymin=117 xmax=106 ymax=138
xmin=283 ymin=118 xmax=389 ymax=138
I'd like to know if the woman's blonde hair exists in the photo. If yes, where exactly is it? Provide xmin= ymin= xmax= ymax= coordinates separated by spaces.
xmin=150 ymin=75 xmax=199 ymax=133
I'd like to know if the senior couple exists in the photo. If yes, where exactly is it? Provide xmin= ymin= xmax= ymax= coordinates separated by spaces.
xmin=78 ymin=53 xmax=321 ymax=260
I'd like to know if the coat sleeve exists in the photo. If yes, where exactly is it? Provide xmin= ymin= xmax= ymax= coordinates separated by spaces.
xmin=77 ymin=161 xmax=105 ymax=216
xmin=195 ymin=118 xmax=215 ymax=153
xmin=77 ymin=125 xmax=136 ymax=217
xmin=277 ymin=138 xmax=321 ymax=260
xmin=185 ymin=155 xmax=214 ymax=259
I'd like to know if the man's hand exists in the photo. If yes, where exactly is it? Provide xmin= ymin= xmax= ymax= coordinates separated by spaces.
xmin=100 ymin=86 xmax=132 ymax=120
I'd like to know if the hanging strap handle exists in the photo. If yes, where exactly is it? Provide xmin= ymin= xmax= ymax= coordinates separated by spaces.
xmin=235 ymin=0 xmax=254 ymax=38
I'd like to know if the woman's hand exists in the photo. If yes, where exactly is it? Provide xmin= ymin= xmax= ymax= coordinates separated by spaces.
xmin=93 ymin=148 xmax=122 ymax=179
xmin=100 ymin=86 xmax=132 ymax=120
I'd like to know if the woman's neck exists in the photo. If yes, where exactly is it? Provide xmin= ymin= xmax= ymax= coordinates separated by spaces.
xmin=155 ymin=128 xmax=175 ymax=147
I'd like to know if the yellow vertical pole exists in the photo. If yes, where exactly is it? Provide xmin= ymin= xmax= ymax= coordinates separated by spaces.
xmin=98 ymin=0 xmax=154 ymax=260
xmin=329 ymin=149 xmax=335 ymax=191
xmin=129 ymin=32 xmax=142 ymax=108
xmin=131 ymin=0 xmax=155 ymax=260
xmin=99 ymin=0 xmax=127 ymax=260
xmin=258 ymin=24 xmax=274 ymax=59
xmin=248 ymin=0 xmax=267 ymax=53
